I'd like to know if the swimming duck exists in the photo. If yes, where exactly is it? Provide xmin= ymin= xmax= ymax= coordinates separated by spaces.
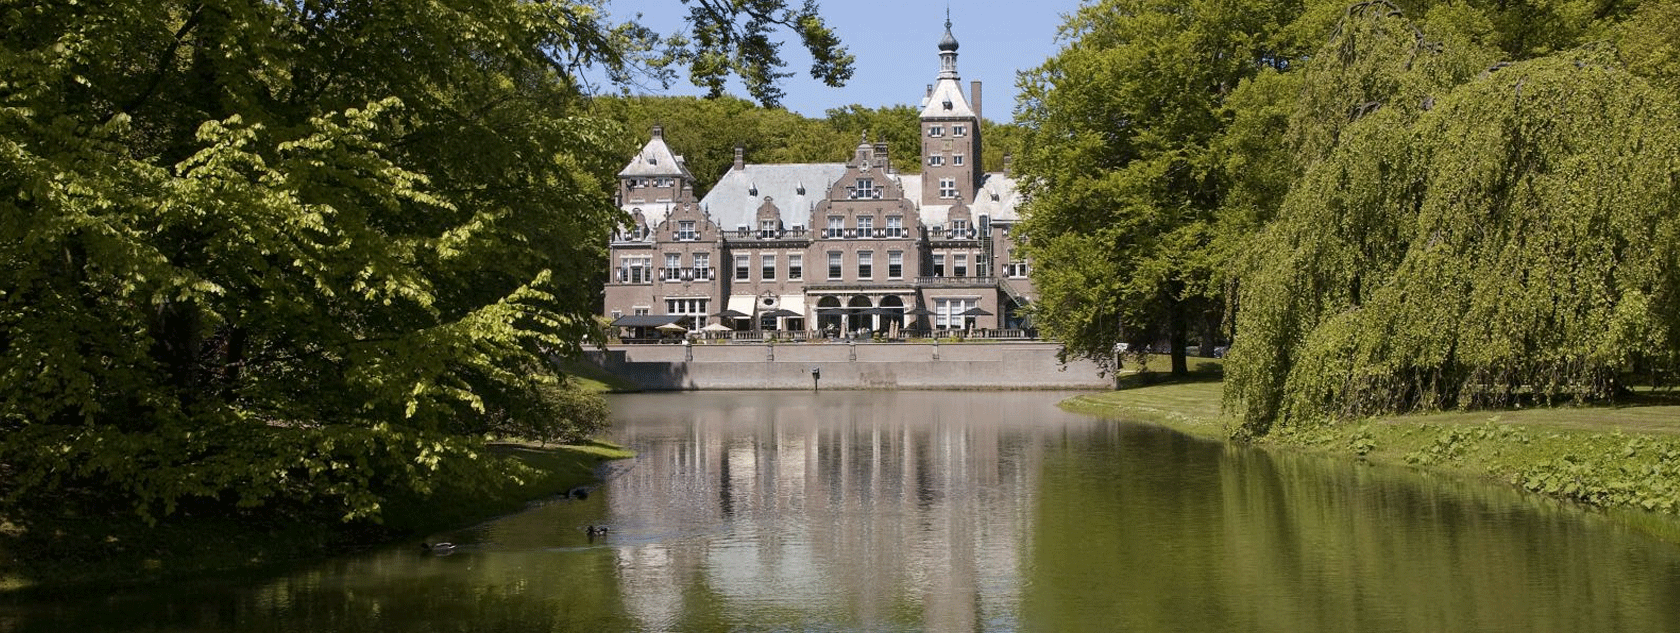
xmin=421 ymin=542 xmax=457 ymax=553
xmin=586 ymin=525 xmax=609 ymax=536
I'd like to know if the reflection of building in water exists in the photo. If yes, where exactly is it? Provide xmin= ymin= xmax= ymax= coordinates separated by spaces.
xmin=606 ymin=392 xmax=1055 ymax=631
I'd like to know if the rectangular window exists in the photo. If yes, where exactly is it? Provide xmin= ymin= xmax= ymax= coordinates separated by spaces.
xmin=735 ymin=254 xmax=750 ymax=281
xmin=934 ymin=298 xmax=975 ymax=328
xmin=928 ymin=155 xmax=943 ymax=167
xmin=664 ymin=298 xmax=708 ymax=319
xmin=953 ymin=124 xmax=967 ymax=137
xmin=665 ymin=253 xmax=681 ymax=281
xmin=762 ymin=253 xmax=776 ymax=281
xmin=955 ymin=254 xmax=968 ymax=278
xmin=888 ymin=251 xmax=903 ymax=279
xmin=759 ymin=219 xmax=777 ymax=238
xmin=856 ymin=178 xmax=876 ymax=199
xmin=950 ymin=219 xmax=971 ymax=239
xmin=939 ymin=178 xmax=958 ymax=199
xmin=886 ymin=216 xmax=904 ymax=237
xmin=953 ymin=154 xmax=964 ymax=166
xmin=678 ymin=220 xmax=697 ymax=241
xmin=933 ymin=253 xmax=945 ymax=277
xmin=827 ymin=216 xmax=845 ymax=238
xmin=857 ymin=251 xmax=873 ymax=279
xmin=928 ymin=126 xmax=944 ymax=137
xmin=694 ymin=253 xmax=711 ymax=280
xmin=788 ymin=254 xmax=803 ymax=280
xmin=621 ymin=256 xmax=650 ymax=283
xmin=828 ymin=251 xmax=843 ymax=280
xmin=857 ymin=216 xmax=874 ymax=237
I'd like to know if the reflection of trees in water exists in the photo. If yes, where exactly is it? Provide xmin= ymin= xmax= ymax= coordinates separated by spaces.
xmin=1025 ymin=426 xmax=1680 ymax=633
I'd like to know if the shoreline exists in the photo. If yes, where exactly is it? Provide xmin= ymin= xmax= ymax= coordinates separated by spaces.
xmin=1059 ymin=378 xmax=1680 ymax=543
xmin=0 ymin=441 xmax=634 ymax=597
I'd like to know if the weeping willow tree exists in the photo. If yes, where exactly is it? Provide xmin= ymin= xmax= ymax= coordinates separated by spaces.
xmin=1226 ymin=6 xmax=1680 ymax=437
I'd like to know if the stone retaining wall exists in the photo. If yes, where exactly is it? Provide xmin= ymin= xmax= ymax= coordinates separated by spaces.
xmin=585 ymin=341 xmax=1111 ymax=390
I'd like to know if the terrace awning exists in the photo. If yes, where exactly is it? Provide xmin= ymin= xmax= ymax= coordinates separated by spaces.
xmin=610 ymin=314 xmax=685 ymax=328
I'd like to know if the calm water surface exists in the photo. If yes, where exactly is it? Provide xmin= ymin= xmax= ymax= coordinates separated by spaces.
xmin=4 ymin=390 xmax=1680 ymax=632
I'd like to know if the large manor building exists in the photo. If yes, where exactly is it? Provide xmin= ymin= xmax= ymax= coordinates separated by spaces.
xmin=604 ymin=20 xmax=1035 ymax=338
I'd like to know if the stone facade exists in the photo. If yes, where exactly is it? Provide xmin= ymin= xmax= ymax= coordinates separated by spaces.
xmin=604 ymin=20 xmax=1037 ymax=338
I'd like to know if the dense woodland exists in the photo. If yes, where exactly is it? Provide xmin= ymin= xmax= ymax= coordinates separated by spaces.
xmin=1012 ymin=0 xmax=1680 ymax=438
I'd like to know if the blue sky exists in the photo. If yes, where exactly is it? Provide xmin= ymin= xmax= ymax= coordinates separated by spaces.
xmin=593 ymin=0 xmax=1088 ymax=121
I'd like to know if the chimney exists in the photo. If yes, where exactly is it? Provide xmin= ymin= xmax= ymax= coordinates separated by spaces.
xmin=970 ymin=81 xmax=982 ymax=121
xmin=651 ymin=124 xmax=663 ymax=139
xmin=873 ymin=141 xmax=889 ymax=170
xmin=1003 ymin=153 xmax=1013 ymax=176
xmin=733 ymin=146 xmax=744 ymax=171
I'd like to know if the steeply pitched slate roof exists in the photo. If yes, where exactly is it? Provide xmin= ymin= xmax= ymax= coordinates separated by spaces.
xmin=896 ymin=173 xmax=1022 ymax=227
xmin=920 ymin=78 xmax=976 ymax=119
xmin=618 ymin=134 xmax=693 ymax=179
xmin=700 ymin=163 xmax=852 ymax=230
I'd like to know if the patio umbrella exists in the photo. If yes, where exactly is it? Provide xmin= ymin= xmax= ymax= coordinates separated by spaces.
xmin=711 ymin=309 xmax=750 ymax=319
xmin=906 ymin=307 xmax=936 ymax=316
xmin=760 ymin=308 xmax=801 ymax=318
xmin=700 ymin=322 xmax=733 ymax=332
xmin=655 ymin=322 xmax=689 ymax=332
xmin=960 ymin=307 xmax=993 ymax=316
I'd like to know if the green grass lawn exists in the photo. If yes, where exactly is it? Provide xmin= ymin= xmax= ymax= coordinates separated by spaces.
xmin=1062 ymin=361 xmax=1680 ymax=529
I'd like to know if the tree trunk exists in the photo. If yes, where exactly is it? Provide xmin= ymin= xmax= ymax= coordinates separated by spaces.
xmin=1169 ymin=301 xmax=1189 ymax=376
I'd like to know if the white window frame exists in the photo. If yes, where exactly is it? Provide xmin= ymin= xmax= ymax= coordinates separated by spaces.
xmin=694 ymin=253 xmax=711 ymax=280
xmin=828 ymin=251 xmax=843 ymax=280
xmin=734 ymin=254 xmax=750 ymax=281
xmin=857 ymin=251 xmax=873 ymax=280
xmin=788 ymin=254 xmax=803 ymax=280
xmin=888 ymin=251 xmax=903 ymax=279
xmin=939 ymin=178 xmax=958 ymax=199
xmin=665 ymin=253 xmax=681 ymax=281
xmin=761 ymin=253 xmax=777 ymax=281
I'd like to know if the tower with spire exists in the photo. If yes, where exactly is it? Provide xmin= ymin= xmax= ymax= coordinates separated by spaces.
xmin=919 ymin=14 xmax=983 ymax=205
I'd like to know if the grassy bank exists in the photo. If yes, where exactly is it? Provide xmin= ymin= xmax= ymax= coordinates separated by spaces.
xmin=1063 ymin=362 xmax=1680 ymax=530
xmin=0 ymin=440 xmax=633 ymax=595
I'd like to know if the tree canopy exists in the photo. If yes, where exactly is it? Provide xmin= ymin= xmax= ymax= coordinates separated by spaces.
xmin=1016 ymin=0 xmax=1680 ymax=436
xmin=0 ymin=0 xmax=849 ymax=523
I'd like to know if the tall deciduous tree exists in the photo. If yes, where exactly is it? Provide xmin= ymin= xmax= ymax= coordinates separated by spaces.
xmin=1223 ymin=5 xmax=1680 ymax=436
xmin=0 ymin=0 xmax=847 ymax=522
xmin=1014 ymin=0 xmax=1301 ymax=376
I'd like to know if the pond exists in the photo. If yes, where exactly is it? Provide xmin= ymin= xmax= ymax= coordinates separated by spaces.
xmin=4 ymin=390 xmax=1680 ymax=632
